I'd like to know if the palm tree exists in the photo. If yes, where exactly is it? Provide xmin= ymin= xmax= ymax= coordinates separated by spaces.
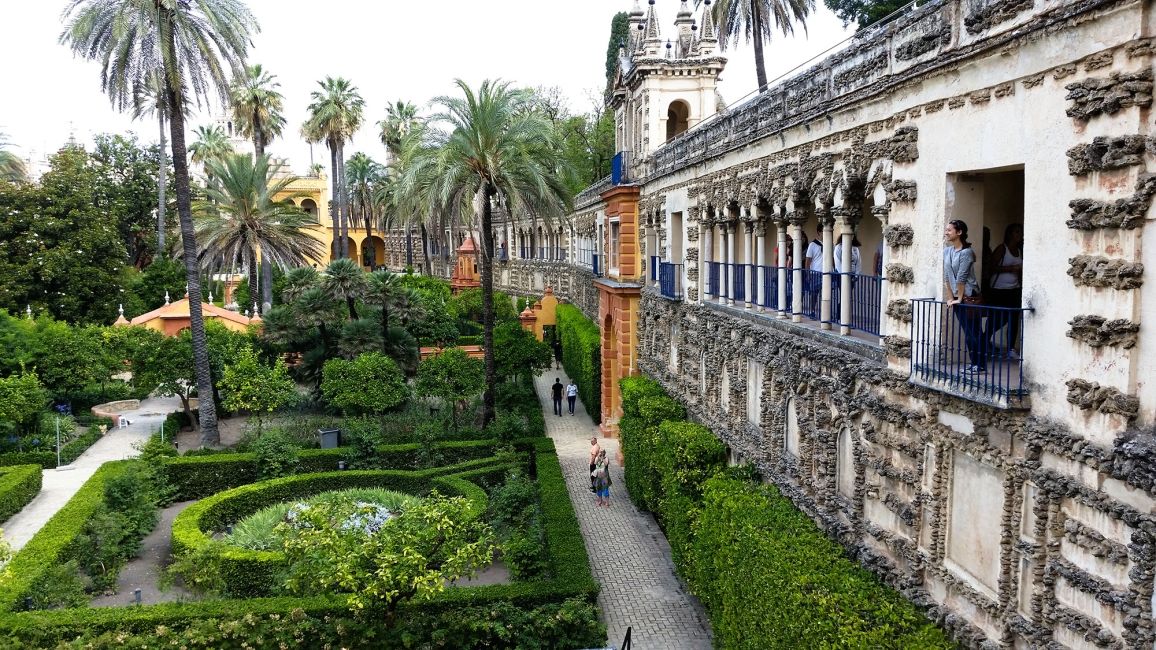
xmin=194 ymin=153 xmax=325 ymax=310
xmin=346 ymin=152 xmax=386 ymax=267
xmin=230 ymin=63 xmax=285 ymax=158
xmin=403 ymin=80 xmax=571 ymax=425
xmin=189 ymin=124 xmax=233 ymax=178
xmin=378 ymin=100 xmax=420 ymax=161
xmin=323 ymin=258 xmax=367 ymax=321
xmin=303 ymin=77 xmax=365 ymax=261
xmin=704 ymin=0 xmax=814 ymax=91
xmin=379 ymin=101 xmax=434 ymax=274
xmin=61 ymin=0 xmax=257 ymax=447
xmin=129 ymin=73 xmax=172 ymax=253
xmin=0 ymin=133 xmax=27 ymax=183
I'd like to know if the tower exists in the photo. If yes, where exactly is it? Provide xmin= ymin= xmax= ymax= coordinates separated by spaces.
xmin=608 ymin=0 xmax=727 ymax=164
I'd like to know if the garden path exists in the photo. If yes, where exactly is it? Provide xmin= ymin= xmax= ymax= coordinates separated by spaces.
xmin=3 ymin=396 xmax=181 ymax=550
xmin=533 ymin=372 xmax=712 ymax=650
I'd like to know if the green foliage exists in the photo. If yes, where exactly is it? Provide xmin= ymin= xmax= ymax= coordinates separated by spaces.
xmin=0 ymin=421 xmax=103 ymax=469
xmin=0 ymin=371 xmax=48 ymax=435
xmin=76 ymin=462 xmax=163 ymax=592
xmin=487 ymin=412 xmax=528 ymax=444
xmin=279 ymin=492 xmax=494 ymax=615
xmin=26 ymin=561 xmax=87 ymax=611
xmin=449 ymin=287 xmax=518 ymax=323
xmin=489 ymin=472 xmax=547 ymax=581
xmin=416 ymin=347 xmax=484 ymax=430
xmin=555 ymin=304 xmax=601 ymax=424
xmin=605 ymin=12 xmax=631 ymax=91
xmin=251 ymin=430 xmax=301 ymax=479
xmin=655 ymin=420 xmax=726 ymax=565
xmin=321 ymin=352 xmax=408 ymax=416
xmin=689 ymin=476 xmax=953 ymax=648
xmin=619 ymin=377 xmax=686 ymax=511
xmin=823 ymin=0 xmax=909 ymax=29
xmin=226 ymin=488 xmax=418 ymax=551
xmin=493 ymin=322 xmax=552 ymax=382
xmin=220 ymin=347 xmax=298 ymax=433
xmin=123 ymin=257 xmax=186 ymax=317
xmin=0 ymin=465 xmax=41 ymax=524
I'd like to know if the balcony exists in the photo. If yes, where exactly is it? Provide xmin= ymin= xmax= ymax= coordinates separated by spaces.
xmin=611 ymin=150 xmax=633 ymax=185
xmin=649 ymin=255 xmax=660 ymax=284
xmin=909 ymin=298 xmax=1031 ymax=408
xmin=659 ymin=262 xmax=683 ymax=300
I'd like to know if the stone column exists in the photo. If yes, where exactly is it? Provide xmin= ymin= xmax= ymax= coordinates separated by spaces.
xmin=876 ymin=207 xmax=890 ymax=340
xmin=820 ymin=215 xmax=834 ymax=331
xmin=702 ymin=220 xmax=712 ymax=303
xmin=791 ymin=221 xmax=804 ymax=323
xmin=724 ymin=222 xmax=735 ymax=306
xmin=776 ymin=220 xmax=788 ymax=319
xmin=747 ymin=221 xmax=758 ymax=310
xmin=755 ymin=221 xmax=767 ymax=312
xmin=839 ymin=225 xmax=853 ymax=336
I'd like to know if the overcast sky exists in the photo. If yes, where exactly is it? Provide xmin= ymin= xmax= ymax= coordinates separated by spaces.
xmin=1 ymin=1 xmax=853 ymax=176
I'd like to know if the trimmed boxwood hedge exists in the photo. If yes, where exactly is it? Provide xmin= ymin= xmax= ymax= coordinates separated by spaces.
xmin=163 ymin=439 xmax=502 ymax=500
xmin=0 ymin=421 xmax=107 ymax=469
xmin=618 ymin=377 xmax=952 ymax=648
xmin=556 ymin=304 xmax=601 ymax=424
xmin=0 ymin=465 xmax=41 ymax=524
xmin=0 ymin=436 xmax=599 ymax=646
xmin=170 ymin=463 xmax=496 ymax=597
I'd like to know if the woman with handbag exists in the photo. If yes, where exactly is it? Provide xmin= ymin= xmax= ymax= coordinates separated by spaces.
xmin=943 ymin=220 xmax=987 ymax=374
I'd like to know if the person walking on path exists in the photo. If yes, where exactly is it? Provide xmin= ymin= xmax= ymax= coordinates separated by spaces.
xmin=566 ymin=380 xmax=578 ymax=415
xmin=589 ymin=436 xmax=602 ymax=493
xmin=551 ymin=378 xmax=564 ymax=417
xmin=593 ymin=449 xmax=612 ymax=506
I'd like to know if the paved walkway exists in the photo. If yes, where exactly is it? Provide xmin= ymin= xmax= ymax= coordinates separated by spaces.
xmin=3 ymin=396 xmax=181 ymax=550
xmin=534 ymin=372 xmax=712 ymax=650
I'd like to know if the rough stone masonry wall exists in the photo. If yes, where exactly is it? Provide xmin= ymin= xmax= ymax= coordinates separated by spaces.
xmin=636 ymin=292 xmax=1156 ymax=649
xmin=495 ymin=258 xmax=600 ymax=323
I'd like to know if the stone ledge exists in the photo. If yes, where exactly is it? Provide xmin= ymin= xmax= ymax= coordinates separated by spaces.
xmin=1065 ymin=378 xmax=1140 ymax=417
xmin=1066 ymin=315 xmax=1140 ymax=348
xmin=1067 ymin=255 xmax=1144 ymax=289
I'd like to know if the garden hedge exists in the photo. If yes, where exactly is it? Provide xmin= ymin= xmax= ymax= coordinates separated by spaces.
xmin=0 ymin=421 xmax=107 ymax=469
xmin=0 ymin=465 xmax=41 ymax=525
xmin=618 ymin=376 xmax=951 ymax=648
xmin=171 ymin=464 xmax=494 ymax=597
xmin=0 ymin=436 xmax=599 ymax=646
xmin=555 ymin=304 xmax=600 ymax=424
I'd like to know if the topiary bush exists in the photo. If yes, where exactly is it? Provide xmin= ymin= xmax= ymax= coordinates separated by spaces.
xmin=688 ymin=476 xmax=953 ymax=649
xmin=0 ymin=465 xmax=41 ymax=524
xmin=555 ymin=305 xmax=600 ymax=424
xmin=618 ymin=377 xmax=684 ymax=511
xmin=654 ymin=420 xmax=726 ymax=566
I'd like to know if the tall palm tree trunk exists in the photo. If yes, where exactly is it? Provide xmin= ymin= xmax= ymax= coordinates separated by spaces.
xmin=480 ymin=184 xmax=497 ymax=426
xmin=420 ymin=223 xmax=432 ymax=276
xmin=753 ymin=2 xmax=769 ymax=90
xmin=338 ymin=143 xmax=351 ymax=261
xmin=157 ymin=113 xmax=168 ymax=255
xmin=248 ymin=247 xmax=259 ymax=312
xmin=364 ymin=204 xmax=375 ymax=270
xmin=161 ymin=15 xmax=219 ymax=446
xmin=328 ymin=145 xmax=344 ymax=258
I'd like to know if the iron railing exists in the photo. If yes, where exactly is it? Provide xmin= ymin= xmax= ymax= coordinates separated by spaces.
xmin=650 ymin=255 xmax=660 ymax=283
xmin=910 ymin=298 xmax=1031 ymax=407
xmin=706 ymin=261 xmax=722 ymax=297
xmin=732 ymin=264 xmax=746 ymax=303
xmin=830 ymin=273 xmax=884 ymax=335
xmin=659 ymin=262 xmax=684 ymax=300
xmin=755 ymin=265 xmax=793 ymax=311
xmin=800 ymin=269 xmax=822 ymax=320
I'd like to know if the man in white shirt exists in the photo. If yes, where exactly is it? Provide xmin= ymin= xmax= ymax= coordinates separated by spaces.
xmin=804 ymin=233 xmax=824 ymax=316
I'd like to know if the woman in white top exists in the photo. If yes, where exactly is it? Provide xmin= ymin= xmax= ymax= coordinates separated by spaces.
xmin=833 ymin=237 xmax=862 ymax=275
xmin=984 ymin=224 xmax=1024 ymax=359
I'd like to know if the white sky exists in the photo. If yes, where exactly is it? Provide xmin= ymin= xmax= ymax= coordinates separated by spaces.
xmin=0 ymin=1 xmax=853 ymax=176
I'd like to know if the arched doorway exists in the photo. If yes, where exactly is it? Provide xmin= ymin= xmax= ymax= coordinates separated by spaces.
xmin=362 ymin=235 xmax=385 ymax=269
xmin=299 ymin=198 xmax=318 ymax=222
xmin=666 ymin=100 xmax=690 ymax=142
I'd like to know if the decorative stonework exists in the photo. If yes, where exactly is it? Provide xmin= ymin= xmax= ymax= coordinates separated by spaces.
xmin=1066 ymin=135 xmax=1148 ymax=175
xmin=885 ymin=263 xmax=915 ymax=284
xmin=1065 ymin=69 xmax=1154 ymax=121
xmin=1065 ymin=378 xmax=1141 ymax=418
xmin=1111 ymin=427 xmax=1156 ymax=493
xmin=963 ymin=0 xmax=1033 ymax=34
xmin=895 ymin=23 xmax=952 ymax=62
xmin=1068 ymin=173 xmax=1156 ymax=230
xmin=1066 ymin=315 xmax=1140 ymax=349
xmin=884 ymin=180 xmax=917 ymax=204
xmin=1067 ymin=255 xmax=1144 ymax=290
xmin=882 ymin=335 xmax=911 ymax=358
xmin=886 ymin=299 xmax=913 ymax=323
xmin=884 ymin=224 xmax=914 ymax=247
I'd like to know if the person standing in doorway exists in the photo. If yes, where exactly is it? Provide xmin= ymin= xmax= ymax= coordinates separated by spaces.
xmin=566 ymin=379 xmax=578 ymax=415
xmin=985 ymin=223 xmax=1024 ymax=359
xmin=944 ymin=220 xmax=986 ymax=374
xmin=589 ymin=436 xmax=602 ymax=493
xmin=551 ymin=378 xmax=564 ymax=416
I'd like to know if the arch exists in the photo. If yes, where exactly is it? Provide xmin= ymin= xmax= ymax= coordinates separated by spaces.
xmin=665 ymin=100 xmax=690 ymax=141
xmin=362 ymin=235 xmax=385 ymax=269
xmin=836 ymin=426 xmax=855 ymax=498
xmin=300 ymin=198 xmax=318 ymax=222
xmin=785 ymin=395 xmax=799 ymax=457
xmin=330 ymin=237 xmax=358 ymax=262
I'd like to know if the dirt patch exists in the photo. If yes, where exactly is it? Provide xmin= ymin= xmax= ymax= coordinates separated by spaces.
xmin=174 ymin=415 xmax=249 ymax=452
xmin=90 ymin=501 xmax=198 ymax=608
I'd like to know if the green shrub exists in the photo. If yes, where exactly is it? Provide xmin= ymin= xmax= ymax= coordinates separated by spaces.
xmin=618 ymin=377 xmax=685 ymax=511
xmin=654 ymin=420 xmax=726 ymax=565
xmin=688 ymin=476 xmax=953 ymax=649
xmin=76 ymin=462 xmax=164 ymax=593
xmin=555 ymin=304 xmax=600 ymax=424
xmin=0 ymin=422 xmax=104 ymax=469
xmin=0 ymin=465 xmax=41 ymax=524
xmin=503 ymin=520 xmax=548 ymax=581
xmin=252 ymin=430 xmax=301 ymax=479
xmin=25 ymin=561 xmax=87 ymax=611
xmin=226 ymin=488 xmax=419 ymax=551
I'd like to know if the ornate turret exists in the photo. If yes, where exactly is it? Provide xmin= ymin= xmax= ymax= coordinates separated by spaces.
xmin=113 ymin=304 xmax=129 ymax=327
xmin=642 ymin=0 xmax=662 ymax=56
xmin=628 ymin=0 xmax=646 ymax=50
xmin=675 ymin=0 xmax=695 ymax=57
xmin=698 ymin=0 xmax=718 ymax=55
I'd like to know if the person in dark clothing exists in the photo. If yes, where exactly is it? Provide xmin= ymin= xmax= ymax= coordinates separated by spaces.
xmin=551 ymin=378 xmax=564 ymax=416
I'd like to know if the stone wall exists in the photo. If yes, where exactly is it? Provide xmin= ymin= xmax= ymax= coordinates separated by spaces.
xmin=494 ymin=259 xmax=600 ymax=323
xmin=636 ymin=291 xmax=1155 ymax=649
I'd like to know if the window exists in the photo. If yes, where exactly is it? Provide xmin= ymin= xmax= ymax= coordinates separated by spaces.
xmin=300 ymin=198 xmax=318 ymax=223
xmin=746 ymin=359 xmax=763 ymax=424
xmin=666 ymin=100 xmax=690 ymax=141
xmin=609 ymin=220 xmax=621 ymax=272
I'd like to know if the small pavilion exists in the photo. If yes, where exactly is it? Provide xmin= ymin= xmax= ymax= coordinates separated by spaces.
xmin=450 ymin=236 xmax=481 ymax=293
xmin=113 ymin=292 xmax=259 ymax=336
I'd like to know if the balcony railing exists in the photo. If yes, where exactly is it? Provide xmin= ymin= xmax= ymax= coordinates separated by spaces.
xmin=650 ymin=255 xmax=660 ymax=283
xmin=830 ymin=273 xmax=883 ymax=336
xmin=706 ymin=261 xmax=722 ymax=297
xmin=754 ymin=265 xmax=793 ymax=311
xmin=800 ymin=269 xmax=822 ymax=321
xmin=732 ymin=264 xmax=746 ymax=303
xmin=910 ymin=298 xmax=1031 ymax=407
xmin=659 ymin=262 xmax=683 ymax=300
xmin=592 ymin=253 xmax=601 ymax=277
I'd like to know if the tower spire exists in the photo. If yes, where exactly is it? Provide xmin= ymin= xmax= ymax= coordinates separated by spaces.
xmin=698 ymin=0 xmax=718 ymax=55
xmin=643 ymin=0 xmax=662 ymax=56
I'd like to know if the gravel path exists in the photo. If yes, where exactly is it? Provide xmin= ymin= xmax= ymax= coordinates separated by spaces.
xmin=90 ymin=500 xmax=196 ymax=607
